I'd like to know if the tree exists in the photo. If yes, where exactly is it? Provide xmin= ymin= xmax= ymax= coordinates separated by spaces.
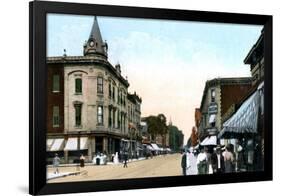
xmin=146 ymin=114 xmax=168 ymax=141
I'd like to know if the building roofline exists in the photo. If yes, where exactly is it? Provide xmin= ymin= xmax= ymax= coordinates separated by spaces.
xmin=47 ymin=55 xmax=129 ymax=87
xmin=199 ymin=77 xmax=252 ymax=111
xmin=244 ymin=28 xmax=264 ymax=65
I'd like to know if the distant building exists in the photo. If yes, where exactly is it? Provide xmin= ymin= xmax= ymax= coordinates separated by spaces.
xmin=47 ymin=17 xmax=142 ymax=163
xmin=198 ymin=77 xmax=252 ymax=144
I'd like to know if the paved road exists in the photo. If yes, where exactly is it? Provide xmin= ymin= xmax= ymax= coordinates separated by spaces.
xmin=48 ymin=153 xmax=183 ymax=183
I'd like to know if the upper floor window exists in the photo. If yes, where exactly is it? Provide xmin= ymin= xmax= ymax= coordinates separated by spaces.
xmin=108 ymin=108 xmax=112 ymax=127
xmin=52 ymin=106 xmax=59 ymax=127
xmin=74 ymin=104 xmax=82 ymax=127
xmin=109 ymin=83 xmax=112 ymax=98
xmin=118 ymin=89 xmax=121 ymax=104
xmin=97 ymin=106 xmax=104 ymax=125
xmin=75 ymin=78 xmax=82 ymax=94
xmin=211 ymin=89 xmax=215 ymax=102
xmin=53 ymin=75 xmax=60 ymax=92
xmin=97 ymin=77 xmax=103 ymax=94
xmin=112 ymin=86 xmax=115 ymax=101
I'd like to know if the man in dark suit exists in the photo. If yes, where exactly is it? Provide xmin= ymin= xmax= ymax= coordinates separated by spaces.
xmin=181 ymin=151 xmax=187 ymax=175
xmin=211 ymin=147 xmax=225 ymax=173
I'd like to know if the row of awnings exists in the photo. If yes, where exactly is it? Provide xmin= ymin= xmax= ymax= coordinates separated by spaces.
xmin=218 ymin=82 xmax=264 ymax=139
xmin=47 ymin=137 xmax=88 ymax=152
xmin=143 ymin=143 xmax=171 ymax=152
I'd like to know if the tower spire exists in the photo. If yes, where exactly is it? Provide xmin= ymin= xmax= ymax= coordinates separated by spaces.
xmin=84 ymin=16 xmax=108 ymax=58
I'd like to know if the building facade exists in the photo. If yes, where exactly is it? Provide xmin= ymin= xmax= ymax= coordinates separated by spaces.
xmin=218 ymin=29 xmax=265 ymax=171
xmin=198 ymin=77 xmax=252 ymax=144
xmin=47 ymin=17 xmax=142 ymax=163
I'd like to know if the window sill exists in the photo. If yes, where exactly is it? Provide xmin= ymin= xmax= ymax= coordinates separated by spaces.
xmin=75 ymin=125 xmax=82 ymax=129
xmin=52 ymin=125 xmax=60 ymax=128
xmin=74 ymin=93 xmax=82 ymax=95
xmin=52 ymin=91 xmax=60 ymax=93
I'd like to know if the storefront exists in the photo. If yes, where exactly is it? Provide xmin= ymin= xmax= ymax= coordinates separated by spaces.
xmin=218 ymin=82 xmax=264 ymax=171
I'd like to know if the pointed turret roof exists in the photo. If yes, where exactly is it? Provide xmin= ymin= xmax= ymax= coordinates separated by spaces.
xmin=84 ymin=16 xmax=107 ymax=57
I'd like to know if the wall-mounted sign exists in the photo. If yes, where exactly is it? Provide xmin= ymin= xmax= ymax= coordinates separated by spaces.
xmin=208 ymin=102 xmax=218 ymax=114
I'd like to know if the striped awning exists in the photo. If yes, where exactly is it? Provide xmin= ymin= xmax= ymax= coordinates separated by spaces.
xmin=64 ymin=137 xmax=88 ymax=151
xmin=49 ymin=138 xmax=64 ymax=151
xmin=200 ymin=136 xmax=217 ymax=146
xmin=218 ymin=83 xmax=263 ymax=139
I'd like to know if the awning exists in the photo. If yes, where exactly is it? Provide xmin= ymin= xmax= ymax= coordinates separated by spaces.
xmin=218 ymin=88 xmax=261 ymax=139
xmin=151 ymin=143 xmax=161 ymax=151
xmin=200 ymin=136 xmax=217 ymax=146
xmin=47 ymin=139 xmax=54 ymax=151
xmin=50 ymin=138 xmax=64 ymax=151
xmin=64 ymin=137 xmax=88 ymax=151
xmin=209 ymin=114 xmax=216 ymax=123
xmin=143 ymin=144 xmax=154 ymax=151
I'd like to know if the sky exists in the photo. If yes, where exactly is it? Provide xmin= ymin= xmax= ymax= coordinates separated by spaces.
xmin=47 ymin=13 xmax=263 ymax=143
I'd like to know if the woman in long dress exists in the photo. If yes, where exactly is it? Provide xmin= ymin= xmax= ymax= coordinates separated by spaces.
xmin=223 ymin=146 xmax=234 ymax=173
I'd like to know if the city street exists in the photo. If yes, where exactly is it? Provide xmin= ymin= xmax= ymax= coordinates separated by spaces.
xmin=48 ymin=153 xmax=186 ymax=183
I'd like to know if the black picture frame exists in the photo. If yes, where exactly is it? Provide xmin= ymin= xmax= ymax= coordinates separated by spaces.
xmin=29 ymin=1 xmax=273 ymax=195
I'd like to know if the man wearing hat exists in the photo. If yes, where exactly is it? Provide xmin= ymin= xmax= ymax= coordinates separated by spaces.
xmin=211 ymin=146 xmax=225 ymax=174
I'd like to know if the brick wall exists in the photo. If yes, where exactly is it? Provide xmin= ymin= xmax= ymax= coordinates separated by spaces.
xmin=220 ymin=84 xmax=252 ymax=117
xmin=47 ymin=64 xmax=64 ymax=133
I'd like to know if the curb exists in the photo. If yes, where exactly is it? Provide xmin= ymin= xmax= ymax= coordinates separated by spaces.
xmin=47 ymin=170 xmax=86 ymax=181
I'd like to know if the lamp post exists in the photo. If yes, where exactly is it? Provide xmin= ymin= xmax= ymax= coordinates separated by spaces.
xmin=78 ymin=131 xmax=81 ymax=156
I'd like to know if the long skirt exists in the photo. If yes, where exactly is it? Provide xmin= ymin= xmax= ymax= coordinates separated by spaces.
xmin=225 ymin=160 xmax=233 ymax=173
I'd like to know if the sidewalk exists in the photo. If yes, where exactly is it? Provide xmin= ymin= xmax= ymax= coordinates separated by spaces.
xmin=47 ymin=157 xmax=148 ymax=168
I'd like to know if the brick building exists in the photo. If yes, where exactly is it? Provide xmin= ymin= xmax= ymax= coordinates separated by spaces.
xmin=198 ymin=77 xmax=252 ymax=145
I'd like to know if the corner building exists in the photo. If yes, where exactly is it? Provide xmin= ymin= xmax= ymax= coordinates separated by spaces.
xmin=47 ymin=17 xmax=141 ymax=163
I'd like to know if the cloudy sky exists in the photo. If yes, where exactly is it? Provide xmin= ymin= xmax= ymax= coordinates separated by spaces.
xmin=47 ymin=14 xmax=262 ymax=143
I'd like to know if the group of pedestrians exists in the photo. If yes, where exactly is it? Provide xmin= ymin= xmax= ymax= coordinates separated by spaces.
xmin=181 ymin=144 xmax=236 ymax=175
xmin=52 ymin=153 xmax=85 ymax=174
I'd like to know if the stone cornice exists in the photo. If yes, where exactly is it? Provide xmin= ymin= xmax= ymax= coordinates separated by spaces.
xmin=47 ymin=55 xmax=129 ymax=87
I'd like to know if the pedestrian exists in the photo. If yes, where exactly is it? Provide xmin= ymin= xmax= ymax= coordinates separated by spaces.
xmin=53 ymin=153 xmax=60 ymax=174
xmin=181 ymin=151 xmax=187 ymax=176
xmin=197 ymin=147 xmax=208 ymax=175
xmin=211 ymin=147 xmax=225 ymax=173
xmin=223 ymin=145 xmax=234 ymax=173
xmin=236 ymin=141 xmax=244 ymax=171
xmin=123 ymin=153 xmax=128 ymax=168
xmin=80 ymin=154 xmax=85 ymax=168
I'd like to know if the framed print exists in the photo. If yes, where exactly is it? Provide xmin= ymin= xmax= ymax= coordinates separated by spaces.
xmin=29 ymin=1 xmax=272 ymax=195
